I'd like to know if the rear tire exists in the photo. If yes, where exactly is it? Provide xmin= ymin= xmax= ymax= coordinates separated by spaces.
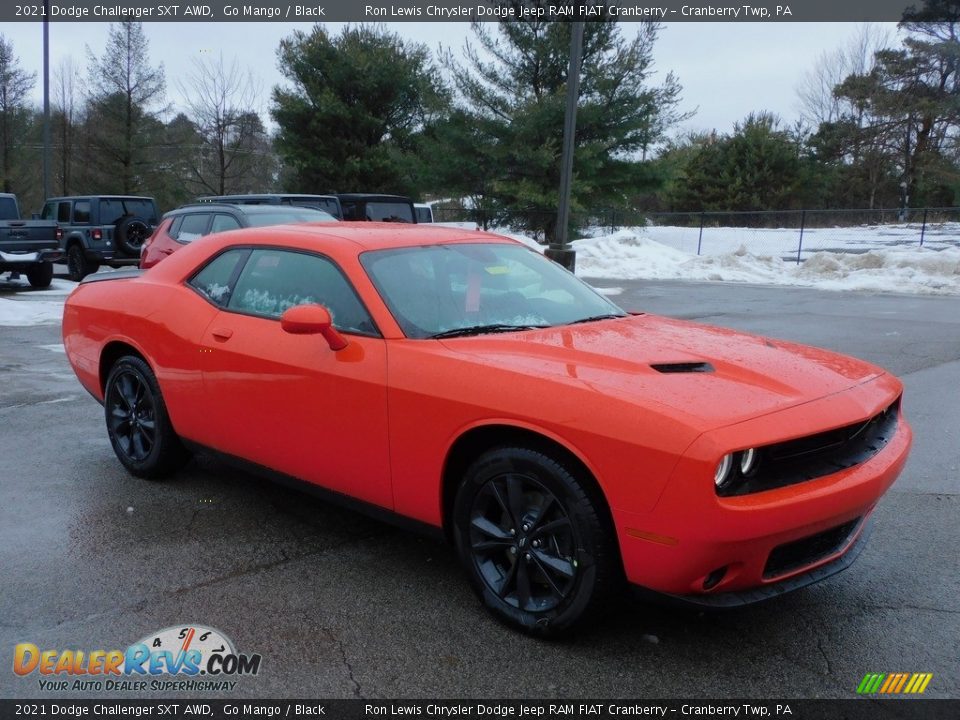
xmin=453 ymin=446 xmax=619 ymax=636
xmin=67 ymin=244 xmax=98 ymax=282
xmin=26 ymin=262 xmax=53 ymax=288
xmin=104 ymin=355 xmax=189 ymax=479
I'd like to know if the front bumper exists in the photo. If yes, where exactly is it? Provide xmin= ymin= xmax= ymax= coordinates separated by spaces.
xmin=612 ymin=377 xmax=911 ymax=601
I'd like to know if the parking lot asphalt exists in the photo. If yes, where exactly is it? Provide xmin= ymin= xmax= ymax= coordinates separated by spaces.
xmin=1 ymin=277 xmax=957 ymax=700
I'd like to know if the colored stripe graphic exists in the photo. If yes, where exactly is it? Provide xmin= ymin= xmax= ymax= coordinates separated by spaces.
xmin=857 ymin=673 xmax=932 ymax=694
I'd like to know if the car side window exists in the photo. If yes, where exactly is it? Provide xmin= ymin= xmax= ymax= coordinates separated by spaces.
xmin=227 ymin=249 xmax=377 ymax=336
xmin=73 ymin=201 xmax=91 ymax=224
xmin=210 ymin=214 xmax=242 ymax=234
xmin=174 ymin=213 xmax=210 ymax=243
xmin=57 ymin=202 xmax=71 ymax=222
xmin=187 ymin=249 xmax=248 ymax=306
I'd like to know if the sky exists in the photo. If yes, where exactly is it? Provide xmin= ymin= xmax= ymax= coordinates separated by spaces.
xmin=4 ymin=21 xmax=900 ymax=138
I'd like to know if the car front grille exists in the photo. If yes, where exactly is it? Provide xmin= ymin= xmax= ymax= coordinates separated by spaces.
xmin=718 ymin=397 xmax=900 ymax=497
xmin=763 ymin=518 xmax=861 ymax=579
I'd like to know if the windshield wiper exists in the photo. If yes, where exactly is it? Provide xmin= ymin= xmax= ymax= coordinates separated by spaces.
xmin=430 ymin=323 xmax=548 ymax=339
xmin=568 ymin=314 xmax=626 ymax=325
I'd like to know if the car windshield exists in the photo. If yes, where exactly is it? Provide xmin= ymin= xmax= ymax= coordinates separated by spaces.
xmin=244 ymin=209 xmax=337 ymax=226
xmin=361 ymin=243 xmax=627 ymax=339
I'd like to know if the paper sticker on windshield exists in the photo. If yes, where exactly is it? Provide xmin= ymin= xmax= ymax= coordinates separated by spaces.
xmin=485 ymin=266 xmax=509 ymax=275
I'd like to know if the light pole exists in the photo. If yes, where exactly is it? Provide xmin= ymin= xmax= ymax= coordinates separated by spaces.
xmin=546 ymin=21 xmax=584 ymax=272
xmin=42 ymin=0 xmax=51 ymax=201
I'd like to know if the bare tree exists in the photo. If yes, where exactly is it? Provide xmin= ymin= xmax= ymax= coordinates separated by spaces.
xmin=0 ymin=34 xmax=36 ymax=193
xmin=178 ymin=54 xmax=267 ymax=195
xmin=797 ymin=24 xmax=894 ymax=126
xmin=52 ymin=57 xmax=81 ymax=195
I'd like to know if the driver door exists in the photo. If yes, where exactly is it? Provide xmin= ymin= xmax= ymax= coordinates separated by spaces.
xmin=193 ymin=247 xmax=392 ymax=509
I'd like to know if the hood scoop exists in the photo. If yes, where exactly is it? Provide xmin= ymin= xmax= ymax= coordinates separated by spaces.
xmin=650 ymin=361 xmax=715 ymax=374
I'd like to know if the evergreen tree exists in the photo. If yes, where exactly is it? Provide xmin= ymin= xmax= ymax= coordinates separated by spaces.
xmin=444 ymin=10 xmax=686 ymax=240
xmin=0 ymin=34 xmax=36 ymax=194
xmin=670 ymin=114 xmax=805 ymax=212
xmin=271 ymin=24 xmax=448 ymax=195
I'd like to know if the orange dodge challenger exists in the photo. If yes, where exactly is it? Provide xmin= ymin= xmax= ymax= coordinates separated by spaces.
xmin=63 ymin=224 xmax=911 ymax=634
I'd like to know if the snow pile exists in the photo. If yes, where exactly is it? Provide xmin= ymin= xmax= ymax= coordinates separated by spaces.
xmin=569 ymin=229 xmax=960 ymax=295
xmin=0 ymin=299 xmax=64 ymax=326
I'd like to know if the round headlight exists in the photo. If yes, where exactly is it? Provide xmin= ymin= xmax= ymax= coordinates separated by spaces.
xmin=714 ymin=453 xmax=733 ymax=488
xmin=739 ymin=448 xmax=758 ymax=475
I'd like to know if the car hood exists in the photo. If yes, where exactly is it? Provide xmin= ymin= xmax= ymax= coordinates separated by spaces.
xmin=439 ymin=314 xmax=886 ymax=429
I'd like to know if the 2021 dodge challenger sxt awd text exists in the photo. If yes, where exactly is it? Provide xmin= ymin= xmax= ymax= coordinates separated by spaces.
xmin=63 ymin=224 xmax=912 ymax=634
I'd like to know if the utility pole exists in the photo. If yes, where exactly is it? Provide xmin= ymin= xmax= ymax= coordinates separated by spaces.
xmin=42 ymin=1 xmax=51 ymax=202
xmin=546 ymin=21 xmax=584 ymax=272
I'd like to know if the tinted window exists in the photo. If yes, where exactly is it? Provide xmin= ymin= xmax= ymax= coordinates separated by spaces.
xmin=210 ymin=214 xmax=242 ymax=234
xmin=100 ymin=199 xmax=158 ymax=224
xmin=57 ymin=202 xmax=71 ymax=222
xmin=188 ymin=249 xmax=248 ymax=306
xmin=0 ymin=196 xmax=17 ymax=219
xmin=73 ymin=201 xmax=91 ymax=224
xmin=175 ymin=214 xmax=211 ymax=242
xmin=243 ymin=209 xmax=336 ymax=226
xmin=282 ymin=197 xmax=341 ymax=216
xmin=228 ymin=249 xmax=376 ymax=335
xmin=415 ymin=206 xmax=433 ymax=223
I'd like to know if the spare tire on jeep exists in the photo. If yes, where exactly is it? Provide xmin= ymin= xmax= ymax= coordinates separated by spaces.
xmin=115 ymin=216 xmax=151 ymax=256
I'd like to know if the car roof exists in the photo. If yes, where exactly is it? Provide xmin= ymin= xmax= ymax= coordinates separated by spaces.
xmin=197 ymin=193 xmax=337 ymax=201
xmin=334 ymin=193 xmax=412 ymax=202
xmin=45 ymin=195 xmax=155 ymax=201
xmin=167 ymin=203 xmax=334 ymax=216
xmin=243 ymin=222 xmax=512 ymax=252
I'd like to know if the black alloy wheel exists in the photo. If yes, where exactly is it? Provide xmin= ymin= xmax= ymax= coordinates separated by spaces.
xmin=104 ymin=355 xmax=189 ymax=478
xmin=453 ymin=446 xmax=618 ymax=636
xmin=468 ymin=474 xmax=577 ymax=613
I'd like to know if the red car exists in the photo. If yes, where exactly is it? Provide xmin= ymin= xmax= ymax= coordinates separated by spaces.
xmin=63 ymin=225 xmax=911 ymax=634
xmin=140 ymin=202 xmax=337 ymax=269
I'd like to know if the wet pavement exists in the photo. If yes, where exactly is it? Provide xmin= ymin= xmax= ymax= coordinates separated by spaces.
xmin=1 ymin=277 xmax=957 ymax=699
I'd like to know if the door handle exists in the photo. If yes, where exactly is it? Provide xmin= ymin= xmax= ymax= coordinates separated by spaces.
xmin=211 ymin=327 xmax=234 ymax=341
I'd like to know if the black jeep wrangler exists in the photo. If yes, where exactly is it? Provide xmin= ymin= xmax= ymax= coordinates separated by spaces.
xmin=41 ymin=196 xmax=160 ymax=281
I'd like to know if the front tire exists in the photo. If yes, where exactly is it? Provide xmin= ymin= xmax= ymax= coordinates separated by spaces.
xmin=453 ymin=446 xmax=619 ymax=636
xmin=104 ymin=355 xmax=189 ymax=479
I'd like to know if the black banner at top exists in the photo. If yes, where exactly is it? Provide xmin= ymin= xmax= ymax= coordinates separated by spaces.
xmin=0 ymin=0 xmax=945 ymax=23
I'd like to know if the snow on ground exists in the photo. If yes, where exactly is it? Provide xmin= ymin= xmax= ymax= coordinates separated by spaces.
xmin=0 ymin=298 xmax=65 ymax=326
xmin=2 ymin=220 xmax=958 ymax=331
xmin=570 ymin=229 xmax=960 ymax=295
xmin=580 ymin=221 xmax=960 ymax=256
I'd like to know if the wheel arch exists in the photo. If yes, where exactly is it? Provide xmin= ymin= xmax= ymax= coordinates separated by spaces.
xmin=99 ymin=340 xmax=150 ymax=395
xmin=440 ymin=423 xmax=616 ymax=544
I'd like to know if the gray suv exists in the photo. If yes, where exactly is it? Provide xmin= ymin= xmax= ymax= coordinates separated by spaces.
xmin=40 ymin=195 xmax=160 ymax=281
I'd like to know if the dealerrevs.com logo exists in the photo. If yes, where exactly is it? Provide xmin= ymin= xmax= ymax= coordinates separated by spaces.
xmin=13 ymin=625 xmax=262 ymax=692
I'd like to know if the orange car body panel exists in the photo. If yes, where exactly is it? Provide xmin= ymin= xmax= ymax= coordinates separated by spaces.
xmin=63 ymin=224 xmax=912 ymax=598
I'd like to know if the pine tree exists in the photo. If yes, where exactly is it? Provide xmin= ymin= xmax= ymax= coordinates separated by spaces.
xmin=271 ymin=24 xmax=448 ymax=195
xmin=444 ymin=10 xmax=686 ymax=240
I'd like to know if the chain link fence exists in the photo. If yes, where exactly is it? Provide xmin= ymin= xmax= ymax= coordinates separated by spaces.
xmin=432 ymin=207 xmax=960 ymax=263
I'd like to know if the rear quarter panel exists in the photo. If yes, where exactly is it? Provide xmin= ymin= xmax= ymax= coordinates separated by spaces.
xmin=63 ymin=276 xmax=220 ymax=440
